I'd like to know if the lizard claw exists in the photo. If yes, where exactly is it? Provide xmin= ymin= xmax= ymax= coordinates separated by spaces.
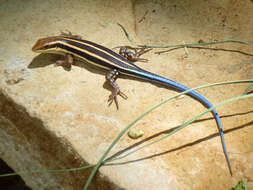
xmin=108 ymin=89 xmax=127 ymax=109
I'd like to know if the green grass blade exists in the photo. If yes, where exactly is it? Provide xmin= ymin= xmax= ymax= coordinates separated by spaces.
xmin=106 ymin=93 xmax=253 ymax=163
xmin=0 ymin=164 xmax=95 ymax=177
xmin=84 ymin=79 xmax=253 ymax=189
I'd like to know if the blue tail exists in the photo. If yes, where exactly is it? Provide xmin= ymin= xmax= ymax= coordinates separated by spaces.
xmin=136 ymin=70 xmax=232 ymax=175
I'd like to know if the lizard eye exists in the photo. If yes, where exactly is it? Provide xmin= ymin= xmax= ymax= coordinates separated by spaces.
xmin=38 ymin=44 xmax=51 ymax=50
xmin=43 ymin=45 xmax=49 ymax=49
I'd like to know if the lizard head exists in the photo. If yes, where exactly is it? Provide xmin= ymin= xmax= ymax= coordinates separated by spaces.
xmin=32 ymin=36 xmax=62 ymax=53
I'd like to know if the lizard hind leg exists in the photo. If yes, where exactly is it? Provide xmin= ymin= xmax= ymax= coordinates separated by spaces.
xmin=115 ymin=46 xmax=152 ymax=62
xmin=106 ymin=69 xmax=128 ymax=109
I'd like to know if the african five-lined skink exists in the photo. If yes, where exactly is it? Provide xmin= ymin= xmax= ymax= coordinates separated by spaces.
xmin=32 ymin=33 xmax=232 ymax=175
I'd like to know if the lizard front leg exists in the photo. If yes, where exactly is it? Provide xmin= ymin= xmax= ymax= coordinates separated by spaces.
xmin=55 ymin=53 xmax=74 ymax=69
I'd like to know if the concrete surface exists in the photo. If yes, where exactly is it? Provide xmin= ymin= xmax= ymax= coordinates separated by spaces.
xmin=0 ymin=0 xmax=253 ymax=189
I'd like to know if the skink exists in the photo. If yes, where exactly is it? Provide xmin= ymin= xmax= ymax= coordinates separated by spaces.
xmin=32 ymin=33 xmax=232 ymax=175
